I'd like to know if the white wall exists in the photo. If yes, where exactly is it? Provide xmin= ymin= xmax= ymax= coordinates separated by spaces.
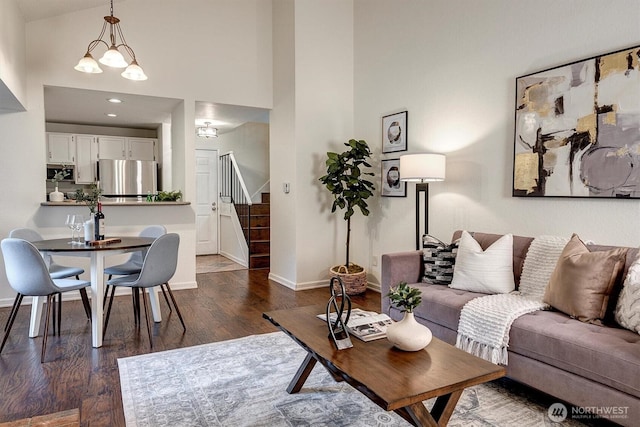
xmin=270 ymin=0 xmax=355 ymax=289
xmin=354 ymin=0 xmax=640 ymax=284
xmin=270 ymin=0 xmax=298 ymax=286
xmin=0 ymin=0 xmax=26 ymax=111
xmin=0 ymin=0 xmax=273 ymax=304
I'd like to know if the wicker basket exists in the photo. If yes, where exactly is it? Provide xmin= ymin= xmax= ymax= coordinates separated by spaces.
xmin=329 ymin=264 xmax=368 ymax=295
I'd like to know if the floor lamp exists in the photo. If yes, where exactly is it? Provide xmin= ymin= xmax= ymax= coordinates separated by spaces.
xmin=399 ymin=153 xmax=446 ymax=250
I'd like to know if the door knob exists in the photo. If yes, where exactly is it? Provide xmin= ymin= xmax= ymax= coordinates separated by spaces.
xmin=211 ymin=202 xmax=217 ymax=211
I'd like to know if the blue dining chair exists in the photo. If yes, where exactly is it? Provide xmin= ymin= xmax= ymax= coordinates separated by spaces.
xmin=7 ymin=228 xmax=91 ymax=332
xmin=103 ymin=233 xmax=184 ymax=348
xmin=103 ymin=225 xmax=168 ymax=323
xmin=1 ymin=238 xmax=91 ymax=362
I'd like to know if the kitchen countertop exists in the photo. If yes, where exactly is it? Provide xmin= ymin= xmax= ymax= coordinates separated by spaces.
xmin=42 ymin=200 xmax=190 ymax=206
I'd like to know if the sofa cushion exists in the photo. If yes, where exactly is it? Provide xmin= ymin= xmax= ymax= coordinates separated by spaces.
xmin=421 ymin=234 xmax=458 ymax=285
xmin=544 ymin=234 xmax=627 ymax=324
xmin=450 ymin=231 xmax=515 ymax=294
xmin=615 ymin=252 xmax=640 ymax=334
xmin=408 ymin=283 xmax=481 ymax=332
xmin=508 ymin=310 xmax=640 ymax=398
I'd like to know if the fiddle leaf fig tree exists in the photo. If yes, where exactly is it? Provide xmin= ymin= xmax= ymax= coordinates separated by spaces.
xmin=319 ymin=139 xmax=375 ymax=271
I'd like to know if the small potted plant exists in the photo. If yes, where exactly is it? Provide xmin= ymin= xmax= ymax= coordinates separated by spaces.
xmin=75 ymin=182 xmax=102 ymax=214
xmin=386 ymin=282 xmax=432 ymax=351
xmin=49 ymin=164 xmax=70 ymax=202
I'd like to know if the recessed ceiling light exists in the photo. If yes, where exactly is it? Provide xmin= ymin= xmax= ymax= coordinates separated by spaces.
xmin=106 ymin=113 xmax=117 ymax=117
xmin=107 ymin=98 xmax=123 ymax=103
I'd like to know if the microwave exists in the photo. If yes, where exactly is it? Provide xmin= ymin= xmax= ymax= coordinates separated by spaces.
xmin=46 ymin=165 xmax=75 ymax=182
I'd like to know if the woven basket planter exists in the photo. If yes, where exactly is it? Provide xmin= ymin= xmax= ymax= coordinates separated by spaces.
xmin=329 ymin=264 xmax=368 ymax=295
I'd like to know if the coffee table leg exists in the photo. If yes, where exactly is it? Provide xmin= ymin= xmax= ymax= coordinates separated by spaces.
xmin=430 ymin=389 xmax=463 ymax=425
xmin=396 ymin=389 xmax=463 ymax=427
xmin=287 ymin=352 xmax=317 ymax=394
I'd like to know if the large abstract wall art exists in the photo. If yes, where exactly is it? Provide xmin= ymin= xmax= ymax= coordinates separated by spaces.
xmin=513 ymin=46 xmax=640 ymax=198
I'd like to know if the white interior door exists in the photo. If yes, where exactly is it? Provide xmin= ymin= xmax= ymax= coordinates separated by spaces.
xmin=195 ymin=149 xmax=219 ymax=255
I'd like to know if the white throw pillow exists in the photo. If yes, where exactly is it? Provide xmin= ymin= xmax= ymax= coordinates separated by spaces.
xmin=615 ymin=252 xmax=640 ymax=334
xmin=449 ymin=231 xmax=515 ymax=294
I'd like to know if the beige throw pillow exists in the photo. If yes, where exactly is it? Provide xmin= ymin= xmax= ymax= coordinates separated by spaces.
xmin=544 ymin=234 xmax=627 ymax=324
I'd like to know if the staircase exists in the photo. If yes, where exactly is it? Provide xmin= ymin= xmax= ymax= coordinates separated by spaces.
xmin=236 ymin=192 xmax=270 ymax=269
xmin=219 ymin=152 xmax=270 ymax=270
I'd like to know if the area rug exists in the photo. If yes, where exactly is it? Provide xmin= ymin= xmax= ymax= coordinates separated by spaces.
xmin=118 ymin=332 xmax=589 ymax=427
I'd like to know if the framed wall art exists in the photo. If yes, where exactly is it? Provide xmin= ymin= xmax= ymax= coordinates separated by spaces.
xmin=513 ymin=45 xmax=640 ymax=198
xmin=382 ymin=111 xmax=408 ymax=153
xmin=381 ymin=158 xmax=406 ymax=197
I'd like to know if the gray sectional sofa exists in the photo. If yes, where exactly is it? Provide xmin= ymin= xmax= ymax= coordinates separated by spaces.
xmin=381 ymin=231 xmax=640 ymax=426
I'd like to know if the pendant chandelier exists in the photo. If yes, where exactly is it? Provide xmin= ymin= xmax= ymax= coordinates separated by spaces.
xmin=74 ymin=0 xmax=147 ymax=81
xmin=196 ymin=122 xmax=218 ymax=138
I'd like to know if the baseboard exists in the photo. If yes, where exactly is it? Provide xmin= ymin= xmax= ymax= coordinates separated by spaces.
xmin=294 ymin=279 xmax=329 ymax=291
xmin=268 ymin=272 xmax=296 ymax=290
xmin=267 ymin=274 xmax=381 ymax=293
xmin=219 ymin=250 xmax=248 ymax=268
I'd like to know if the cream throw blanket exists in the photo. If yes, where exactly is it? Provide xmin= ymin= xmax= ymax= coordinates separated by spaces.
xmin=455 ymin=235 xmax=569 ymax=365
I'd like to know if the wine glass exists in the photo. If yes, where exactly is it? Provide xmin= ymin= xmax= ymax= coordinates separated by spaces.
xmin=73 ymin=215 xmax=85 ymax=244
xmin=65 ymin=214 xmax=77 ymax=244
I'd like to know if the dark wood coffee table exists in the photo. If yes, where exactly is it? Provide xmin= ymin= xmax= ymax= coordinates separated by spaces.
xmin=263 ymin=305 xmax=506 ymax=426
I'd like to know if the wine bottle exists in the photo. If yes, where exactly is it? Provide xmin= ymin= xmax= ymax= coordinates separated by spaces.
xmin=94 ymin=202 xmax=105 ymax=241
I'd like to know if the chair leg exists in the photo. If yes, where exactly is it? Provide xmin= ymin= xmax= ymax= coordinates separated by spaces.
xmin=4 ymin=294 xmax=21 ymax=332
xmin=51 ymin=294 xmax=58 ymax=337
xmin=0 ymin=294 xmax=24 ymax=354
xmin=132 ymin=288 xmax=140 ymax=327
xmin=140 ymin=287 xmax=153 ymax=349
xmin=103 ymin=285 xmax=117 ymax=337
xmin=56 ymin=293 xmax=62 ymax=336
xmin=79 ymin=288 xmax=91 ymax=321
xmin=41 ymin=294 xmax=55 ymax=363
xmin=103 ymin=275 xmax=113 ymax=309
xmin=160 ymin=284 xmax=172 ymax=313
xmin=164 ymin=284 xmax=186 ymax=332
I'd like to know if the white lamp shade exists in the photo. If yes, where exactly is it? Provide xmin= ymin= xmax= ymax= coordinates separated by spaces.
xmin=74 ymin=53 xmax=103 ymax=73
xmin=121 ymin=61 xmax=148 ymax=81
xmin=400 ymin=153 xmax=446 ymax=182
xmin=99 ymin=47 xmax=128 ymax=68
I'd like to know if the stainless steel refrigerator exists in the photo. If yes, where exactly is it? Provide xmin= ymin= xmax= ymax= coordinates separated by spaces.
xmin=98 ymin=159 xmax=157 ymax=196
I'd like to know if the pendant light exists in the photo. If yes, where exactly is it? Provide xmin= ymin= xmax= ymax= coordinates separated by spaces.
xmin=196 ymin=122 xmax=218 ymax=138
xmin=74 ymin=0 xmax=147 ymax=81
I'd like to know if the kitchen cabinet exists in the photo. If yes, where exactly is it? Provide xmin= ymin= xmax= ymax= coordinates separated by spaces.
xmin=97 ymin=136 xmax=127 ymax=160
xmin=75 ymin=135 xmax=98 ymax=184
xmin=127 ymin=138 xmax=156 ymax=161
xmin=47 ymin=133 xmax=75 ymax=164
xmin=98 ymin=136 xmax=156 ymax=161
xmin=45 ymin=133 xmax=157 ymax=185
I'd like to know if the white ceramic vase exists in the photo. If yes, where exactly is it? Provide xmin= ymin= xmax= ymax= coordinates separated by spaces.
xmin=386 ymin=312 xmax=432 ymax=351
xmin=49 ymin=185 xmax=64 ymax=202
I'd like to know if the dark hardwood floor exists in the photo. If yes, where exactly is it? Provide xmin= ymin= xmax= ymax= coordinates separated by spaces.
xmin=0 ymin=270 xmax=380 ymax=426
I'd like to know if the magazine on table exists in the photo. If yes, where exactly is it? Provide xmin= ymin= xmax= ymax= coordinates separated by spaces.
xmin=317 ymin=308 xmax=393 ymax=342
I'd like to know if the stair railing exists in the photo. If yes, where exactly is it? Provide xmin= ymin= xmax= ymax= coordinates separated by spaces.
xmin=219 ymin=151 xmax=252 ymax=250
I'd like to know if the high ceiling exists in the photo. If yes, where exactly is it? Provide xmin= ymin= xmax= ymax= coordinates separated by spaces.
xmin=21 ymin=0 xmax=270 ymax=134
